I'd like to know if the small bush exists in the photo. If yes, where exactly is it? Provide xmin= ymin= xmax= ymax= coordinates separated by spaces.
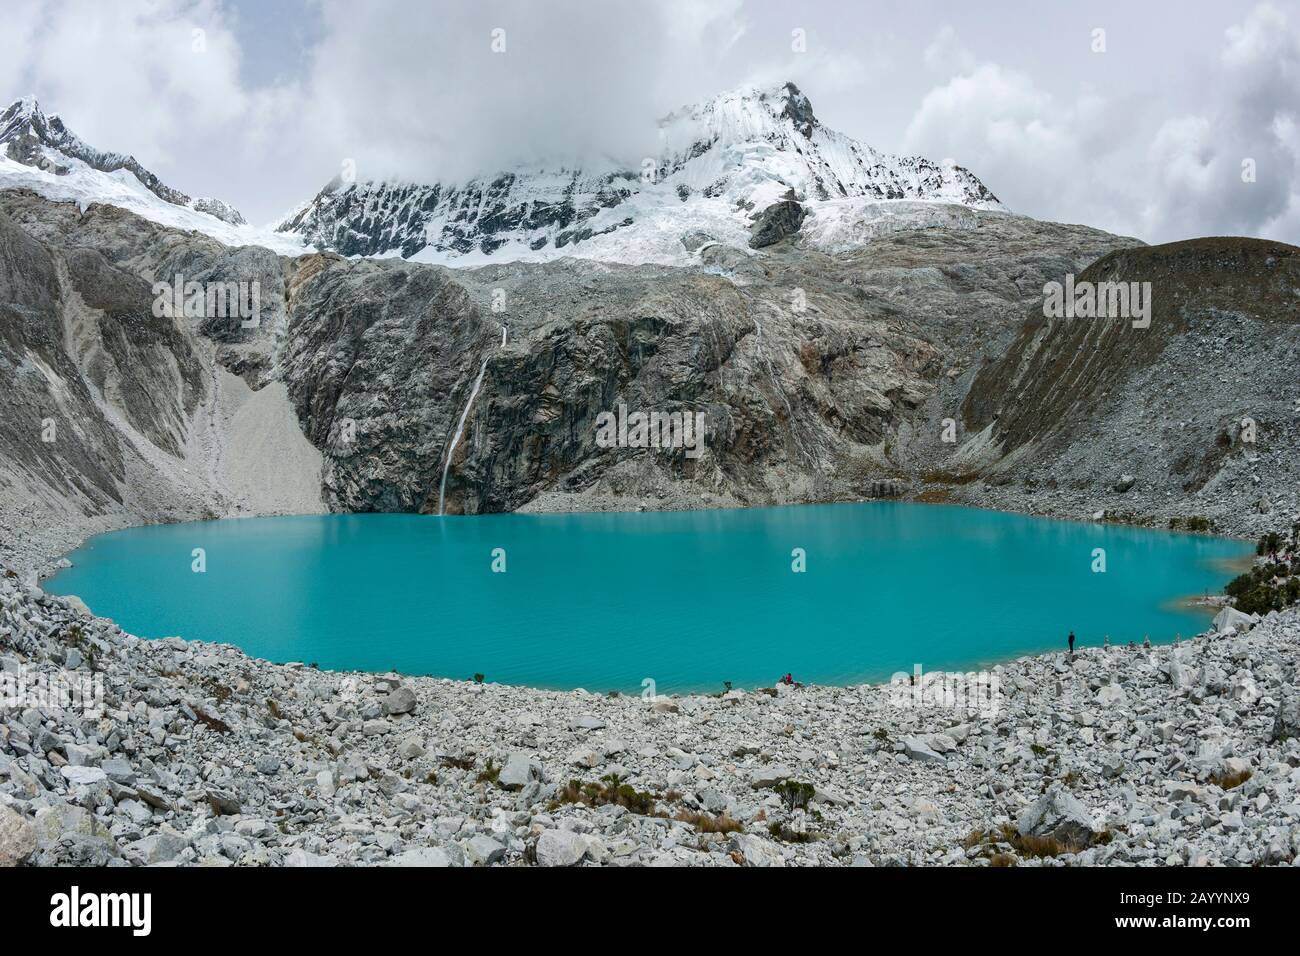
xmin=772 ymin=779 xmax=816 ymax=813
xmin=767 ymin=821 xmax=818 ymax=843
xmin=675 ymin=810 xmax=743 ymax=834
xmin=553 ymin=774 xmax=659 ymax=816
xmin=1209 ymin=769 xmax=1252 ymax=790
xmin=476 ymin=758 xmax=500 ymax=786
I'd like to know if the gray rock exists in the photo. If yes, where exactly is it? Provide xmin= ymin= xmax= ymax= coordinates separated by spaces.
xmin=536 ymin=829 xmax=599 ymax=867
xmin=498 ymin=752 xmax=541 ymax=791
xmin=101 ymin=758 xmax=137 ymax=785
xmin=284 ymin=849 xmax=338 ymax=867
xmin=317 ymin=770 xmax=337 ymax=798
xmin=1017 ymin=784 xmax=1100 ymax=847
xmin=465 ymin=834 xmax=506 ymax=865
xmin=389 ymin=847 xmax=460 ymax=867
xmin=901 ymin=737 xmax=946 ymax=764
xmin=1271 ymin=693 xmax=1300 ymax=743
xmin=398 ymin=736 xmax=427 ymax=760
xmin=382 ymin=686 xmax=417 ymax=715
xmin=0 ymin=804 xmax=37 ymax=866
xmin=60 ymin=765 xmax=107 ymax=786
xmin=205 ymin=788 xmax=241 ymax=815
xmin=33 ymin=804 xmax=114 ymax=849
xmin=748 ymin=199 xmax=806 ymax=248
xmin=1096 ymin=683 xmax=1127 ymax=706
xmin=750 ymin=764 xmax=795 ymax=788
xmin=128 ymin=831 xmax=188 ymax=864
xmin=733 ymin=833 xmax=785 ymax=867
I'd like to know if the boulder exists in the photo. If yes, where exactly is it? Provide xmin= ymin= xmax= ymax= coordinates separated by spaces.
xmin=1213 ymin=607 xmax=1257 ymax=634
xmin=60 ymin=766 xmax=107 ymax=787
xmin=498 ymin=752 xmax=541 ymax=791
xmin=284 ymin=849 xmax=338 ymax=867
xmin=0 ymin=805 xmax=37 ymax=866
xmin=205 ymin=788 xmax=241 ymax=816
xmin=32 ymin=804 xmax=114 ymax=849
xmin=1096 ymin=683 xmax=1127 ymax=706
xmin=750 ymin=764 xmax=794 ymax=788
xmin=901 ymin=736 xmax=946 ymax=764
xmin=536 ymin=829 xmax=601 ymax=867
xmin=398 ymin=737 xmax=427 ymax=760
xmin=733 ymin=833 xmax=785 ymax=867
xmin=567 ymin=747 xmax=602 ymax=769
xmin=389 ymin=847 xmax=458 ymax=867
xmin=1016 ymin=784 xmax=1099 ymax=847
xmin=382 ymin=686 xmax=417 ymax=715
xmin=316 ymin=770 xmax=337 ymax=798
xmin=465 ymin=834 xmax=507 ymax=866
xmin=1271 ymin=693 xmax=1300 ymax=743
xmin=127 ymin=830 xmax=189 ymax=864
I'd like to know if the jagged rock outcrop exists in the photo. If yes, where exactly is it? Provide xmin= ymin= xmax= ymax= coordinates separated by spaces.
xmin=749 ymin=199 xmax=806 ymax=248
xmin=0 ymin=97 xmax=246 ymax=225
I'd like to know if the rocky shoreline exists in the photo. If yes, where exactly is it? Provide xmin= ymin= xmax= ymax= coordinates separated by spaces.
xmin=3 ymin=557 xmax=1299 ymax=867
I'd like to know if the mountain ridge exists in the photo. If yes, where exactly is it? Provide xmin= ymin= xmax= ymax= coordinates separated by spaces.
xmin=0 ymin=95 xmax=248 ymax=228
xmin=276 ymin=81 xmax=1004 ymax=265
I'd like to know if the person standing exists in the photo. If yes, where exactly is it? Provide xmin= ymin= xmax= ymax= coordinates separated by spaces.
xmin=1068 ymin=631 xmax=1076 ymax=654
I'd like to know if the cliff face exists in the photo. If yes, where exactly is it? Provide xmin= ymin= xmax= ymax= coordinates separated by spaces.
xmin=19 ymin=186 xmax=1262 ymax=575
xmin=273 ymin=208 xmax=1125 ymax=515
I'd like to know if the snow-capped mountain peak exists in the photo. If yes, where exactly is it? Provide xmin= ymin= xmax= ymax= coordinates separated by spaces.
xmin=277 ymin=81 xmax=1003 ymax=265
xmin=0 ymin=96 xmax=247 ymax=226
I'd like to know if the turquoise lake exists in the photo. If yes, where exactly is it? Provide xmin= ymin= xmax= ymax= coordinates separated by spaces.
xmin=46 ymin=504 xmax=1252 ymax=693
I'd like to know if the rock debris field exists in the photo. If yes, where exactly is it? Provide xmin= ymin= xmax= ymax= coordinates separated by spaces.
xmin=3 ymin=571 xmax=1300 ymax=867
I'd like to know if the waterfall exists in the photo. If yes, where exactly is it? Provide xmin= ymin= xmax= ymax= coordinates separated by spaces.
xmin=437 ymin=359 xmax=488 ymax=516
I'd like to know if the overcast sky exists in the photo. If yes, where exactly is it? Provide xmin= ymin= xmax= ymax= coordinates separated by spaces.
xmin=1 ymin=0 xmax=1297 ymax=244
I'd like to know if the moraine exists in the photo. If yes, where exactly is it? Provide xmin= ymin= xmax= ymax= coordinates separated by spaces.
xmin=46 ymin=503 xmax=1250 ymax=693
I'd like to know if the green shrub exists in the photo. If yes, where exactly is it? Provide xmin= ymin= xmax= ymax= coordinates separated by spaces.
xmin=772 ymin=780 xmax=816 ymax=813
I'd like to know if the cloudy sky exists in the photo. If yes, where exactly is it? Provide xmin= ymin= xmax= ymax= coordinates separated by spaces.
xmin=1 ymin=0 xmax=1297 ymax=244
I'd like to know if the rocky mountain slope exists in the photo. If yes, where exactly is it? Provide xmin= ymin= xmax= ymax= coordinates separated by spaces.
xmin=0 ymin=192 xmax=323 ymax=574
xmin=952 ymin=238 xmax=1300 ymax=532
xmin=277 ymin=83 xmax=1003 ymax=266
xmin=1 ymin=187 xmax=1132 ymax=578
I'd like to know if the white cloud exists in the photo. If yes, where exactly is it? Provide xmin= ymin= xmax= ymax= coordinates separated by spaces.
xmin=903 ymin=62 xmax=1129 ymax=230
xmin=291 ymin=0 xmax=749 ymax=184
xmin=902 ymin=6 xmax=1300 ymax=244
xmin=923 ymin=26 xmax=975 ymax=75
xmin=3 ymin=0 xmax=1298 ymax=240
xmin=19 ymin=0 xmax=252 ymax=165
xmin=1140 ymin=2 xmax=1300 ymax=241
